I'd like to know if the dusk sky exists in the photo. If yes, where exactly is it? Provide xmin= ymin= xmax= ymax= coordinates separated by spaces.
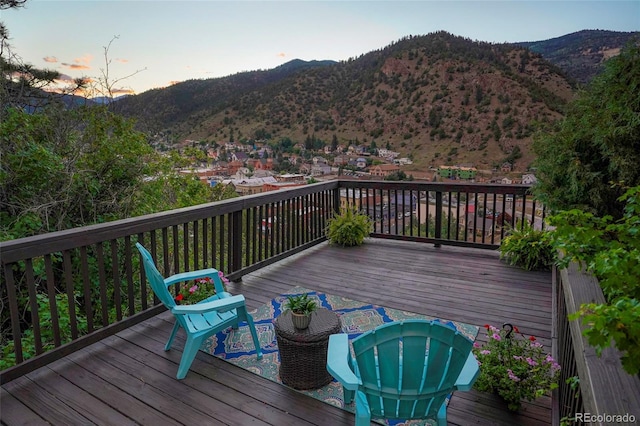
xmin=4 ymin=1 xmax=639 ymax=96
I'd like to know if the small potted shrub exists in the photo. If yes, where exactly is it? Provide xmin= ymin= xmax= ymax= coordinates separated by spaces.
xmin=499 ymin=220 xmax=555 ymax=271
xmin=284 ymin=293 xmax=317 ymax=329
xmin=326 ymin=205 xmax=373 ymax=247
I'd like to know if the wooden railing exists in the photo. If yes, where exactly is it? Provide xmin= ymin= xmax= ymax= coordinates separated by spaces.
xmin=552 ymin=262 xmax=640 ymax=425
xmin=340 ymin=181 xmax=544 ymax=248
xmin=1 ymin=180 xmax=541 ymax=383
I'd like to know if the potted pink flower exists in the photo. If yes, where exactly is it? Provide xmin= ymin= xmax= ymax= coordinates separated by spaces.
xmin=174 ymin=271 xmax=229 ymax=305
xmin=472 ymin=323 xmax=561 ymax=411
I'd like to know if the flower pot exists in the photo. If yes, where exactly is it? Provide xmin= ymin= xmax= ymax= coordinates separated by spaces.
xmin=291 ymin=312 xmax=311 ymax=329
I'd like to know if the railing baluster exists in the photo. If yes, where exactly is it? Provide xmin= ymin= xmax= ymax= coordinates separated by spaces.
xmin=137 ymin=233 xmax=148 ymax=310
xmin=193 ymin=220 xmax=200 ymax=270
xmin=183 ymin=223 xmax=189 ymax=273
xmin=96 ymin=243 xmax=109 ymax=324
xmin=3 ymin=263 xmax=23 ymax=363
xmin=220 ymin=213 xmax=227 ymax=272
xmin=124 ymin=236 xmax=134 ymax=317
xmin=455 ymin=191 xmax=461 ymax=241
xmin=110 ymin=240 xmax=121 ymax=322
xmin=172 ymin=225 xmax=179 ymax=276
xmin=211 ymin=216 xmax=222 ymax=270
xmin=43 ymin=254 xmax=61 ymax=347
xmin=202 ymin=218 xmax=208 ymax=269
xmin=25 ymin=259 xmax=42 ymax=354
xmin=257 ymin=205 xmax=264 ymax=261
xmin=62 ymin=250 xmax=79 ymax=339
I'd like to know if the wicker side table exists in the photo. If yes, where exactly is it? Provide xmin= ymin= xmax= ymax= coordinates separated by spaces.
xmin=274 ymin=308 xmax=342 ymax=390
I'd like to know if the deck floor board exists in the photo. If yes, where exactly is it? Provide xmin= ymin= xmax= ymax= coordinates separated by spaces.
xmin=1 ymin=240 xmax=553 ymax=425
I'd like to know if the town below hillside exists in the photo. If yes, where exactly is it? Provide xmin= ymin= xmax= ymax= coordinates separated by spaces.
xmin=179 ymin=140 xmax=537 ymax=198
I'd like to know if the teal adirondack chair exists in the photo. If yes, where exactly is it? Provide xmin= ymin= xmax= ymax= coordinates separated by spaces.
xmin=327 ymin=319 xmax=479 ymax=425
xmin=136 ymin=243 xmax=262 ymax=379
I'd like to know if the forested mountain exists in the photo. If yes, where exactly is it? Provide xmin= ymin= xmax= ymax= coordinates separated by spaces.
xmin=516 ymin=29 xmax=639 ymax=84
xmin=114 ymin=30 xmax=637 ymax=172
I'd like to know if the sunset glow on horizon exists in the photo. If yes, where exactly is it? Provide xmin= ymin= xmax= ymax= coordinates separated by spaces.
xmin=4 ymin=1 xmax=638 ymax=96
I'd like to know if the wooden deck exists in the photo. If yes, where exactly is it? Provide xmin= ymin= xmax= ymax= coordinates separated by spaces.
xmin=1 ymin=240 xmax=553 ymax=425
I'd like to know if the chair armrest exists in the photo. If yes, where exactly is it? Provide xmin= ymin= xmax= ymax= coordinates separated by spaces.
xmin=164 ymin=269 xmax=220 ymax=287
xmin=454 ymin=351 xmax=480 ymax=391
xmin=172 ymin=294 xmax=246 ymax=315
xmin=327 ymin=334 xmax=360 ymax=390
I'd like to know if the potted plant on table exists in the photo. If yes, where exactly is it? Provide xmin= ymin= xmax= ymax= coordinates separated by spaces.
xmin=284 ymin=293 xmax=318 ymax=330
xmin=472 ymin=323 xmax=561 ymax=411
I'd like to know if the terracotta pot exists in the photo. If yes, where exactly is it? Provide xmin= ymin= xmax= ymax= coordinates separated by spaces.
xmin=291 ymin=312 xmax=311 ymax=329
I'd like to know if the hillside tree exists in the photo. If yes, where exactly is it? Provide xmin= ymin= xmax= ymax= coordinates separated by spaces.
xmin=533 ymin=42 xmax=640 ymax=219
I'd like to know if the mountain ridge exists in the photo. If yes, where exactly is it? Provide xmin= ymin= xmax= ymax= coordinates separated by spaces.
xmin=114 ymin=30 xmax=638 ymax=173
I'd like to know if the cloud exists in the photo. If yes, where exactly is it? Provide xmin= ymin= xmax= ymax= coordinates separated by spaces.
xmin=277 ymin=52 xmax=286 ymax=58
xmin=112 ymin=87 xmax=135 ymax=95
xmin=115 ymin=58 xmax=128 ymax=63
xmin=62 ymin=63 xmax=91 ymax=70
xmin=43 ymin=56 xmax=58 ymax=63
xmin=60 ymin=54 xmax=94 ymax=71
xmin=74 ymin=54 xmax=93 ymax=65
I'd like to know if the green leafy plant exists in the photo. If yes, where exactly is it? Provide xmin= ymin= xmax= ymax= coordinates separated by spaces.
xmin=549 ymin=185 xmax=640 ymax=374
xmin=1 ymin=293 xmax=88 ymax=370
xmin=473 ymin=324 xmax=561 ymax=411
xmin=284 ymin=293 xmax=317 ymax=315
xmin=174 ymin=271 xmax=229 ymax=305
xmin=499 ymin=220 xmax=555 ymax=271
xmin=326 ymin=206 xmax=373 ymax=247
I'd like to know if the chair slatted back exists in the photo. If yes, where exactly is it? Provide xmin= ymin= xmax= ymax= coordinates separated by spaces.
xmin=351 ymin=320 xmax=473 ymax=420
xmin=136 ymin=243 xmax=177 ymax=309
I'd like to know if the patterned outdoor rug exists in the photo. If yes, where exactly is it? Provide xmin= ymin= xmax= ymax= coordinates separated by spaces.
xmin=201 ymin=286 xmax=479 ymax=425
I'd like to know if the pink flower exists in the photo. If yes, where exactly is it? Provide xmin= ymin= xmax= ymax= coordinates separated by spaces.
xmin=526 ymin=357 xmax=538 ymax=367
xmin=481 ymin=350 xmax=491 ymax=355
xmin=545 ymin=354 xmax=555 ymax=364
xmin=189 ymin=285 xmax=198 ymax=294
xmin=218 ymin=271 xmax=229 ymax=284
xmin=473 ymin=342 xmax=481 ymax=348
xmin=513 ymin=355 xmax=523 ymax=361
xmin=507 ymin=369 xmax=520 ymax=382
xmin=492 ymin=333 xmax=501 ymax=341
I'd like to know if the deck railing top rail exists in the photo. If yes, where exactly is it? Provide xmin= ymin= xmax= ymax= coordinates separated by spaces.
xmin=0 ymin=181 xmax=339 ymax=263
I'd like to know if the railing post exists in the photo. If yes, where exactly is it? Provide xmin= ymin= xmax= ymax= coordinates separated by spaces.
xmin=333 ymin=185 xmax=341 ymax=216
xmin=434 ymin=191 xmax=443 ymax=247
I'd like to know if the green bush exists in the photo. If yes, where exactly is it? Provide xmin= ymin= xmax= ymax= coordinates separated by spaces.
xmin=326 ymin=206 xmax=373 ymax=247
xmin=549 ymin=185 xmax=640 ymax=375
xmin=499 ymin=220 xmax=555 ymax=271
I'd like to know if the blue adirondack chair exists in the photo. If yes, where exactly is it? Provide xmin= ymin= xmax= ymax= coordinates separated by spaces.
xmin=136 ymin=243 xmax=263 ymax=379
xmin=326 ymin=319 xmax=479 ymax=426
